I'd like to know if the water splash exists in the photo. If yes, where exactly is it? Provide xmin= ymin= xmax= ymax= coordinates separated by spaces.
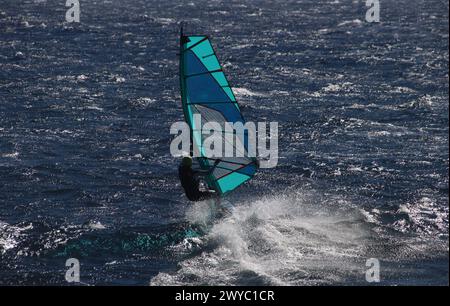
xmin=151 ymin=192 xmax=371 ymax=285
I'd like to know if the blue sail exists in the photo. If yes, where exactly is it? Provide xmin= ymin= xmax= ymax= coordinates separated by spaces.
xmin=179 ymin=32 xmax=257 ymax=195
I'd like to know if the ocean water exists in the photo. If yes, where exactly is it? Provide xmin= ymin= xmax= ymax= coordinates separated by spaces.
xmin=0 ymin=0 xmax=448 ymax=285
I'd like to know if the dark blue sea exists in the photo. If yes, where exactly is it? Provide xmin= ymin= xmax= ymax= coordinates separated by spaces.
xmin=0 ymin=0 xmax=448 ymax=285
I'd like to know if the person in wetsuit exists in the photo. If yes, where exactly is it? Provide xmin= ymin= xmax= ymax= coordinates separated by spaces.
xmin=178 ymin=156 xmax=220 ymax=201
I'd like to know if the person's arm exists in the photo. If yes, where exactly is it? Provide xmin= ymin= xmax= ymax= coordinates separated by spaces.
xmin=194 ymin=160 xmax=221 ymax=177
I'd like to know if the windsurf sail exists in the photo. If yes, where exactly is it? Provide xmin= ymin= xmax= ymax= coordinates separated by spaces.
xmin=179 ymin=27 xmax=257 ymax=196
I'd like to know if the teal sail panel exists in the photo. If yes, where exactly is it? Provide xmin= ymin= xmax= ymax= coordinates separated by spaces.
xmin=179 ymin=33 xmax=257 ymax=195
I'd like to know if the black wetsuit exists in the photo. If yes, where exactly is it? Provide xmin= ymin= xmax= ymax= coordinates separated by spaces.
xmin=178 ymin=164 xmax=216 ymax=201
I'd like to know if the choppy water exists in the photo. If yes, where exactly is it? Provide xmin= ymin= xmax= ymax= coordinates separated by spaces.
xmin=0 ymin=0 xmax=448 ymax=285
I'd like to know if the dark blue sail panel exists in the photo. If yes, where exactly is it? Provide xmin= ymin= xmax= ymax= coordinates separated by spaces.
xmin=185 ymin=51 xmax=209 ymax=76
xmin=186 ymin=74 xmax=230 ymax=103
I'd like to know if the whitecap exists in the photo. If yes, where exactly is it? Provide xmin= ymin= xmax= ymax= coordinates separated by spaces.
xmin=114 ymin=76 xmax=126 ymax=83
xmin=84 ymin=221 xmax=106 ymax=230
xmin=338 ymin=19 xmax=363 ymax=27
xmin=233 ymin=87 xmax=266 ymax=97
xmin=367 ymin=131 xmax=391 ymax=137
xmin=154 ymin=18 xmax=175 ymax=25
xmin=2 ymin=152 xmax=19 ymax=159
xmin=85 ymin=105 xmax=104 ymax=111
xmin=77 ymin=74 xmax=88 ymax=81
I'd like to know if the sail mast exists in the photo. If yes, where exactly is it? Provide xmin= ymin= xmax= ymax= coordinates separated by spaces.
xmin=179 ymin=24 xmax=193 ymax=157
